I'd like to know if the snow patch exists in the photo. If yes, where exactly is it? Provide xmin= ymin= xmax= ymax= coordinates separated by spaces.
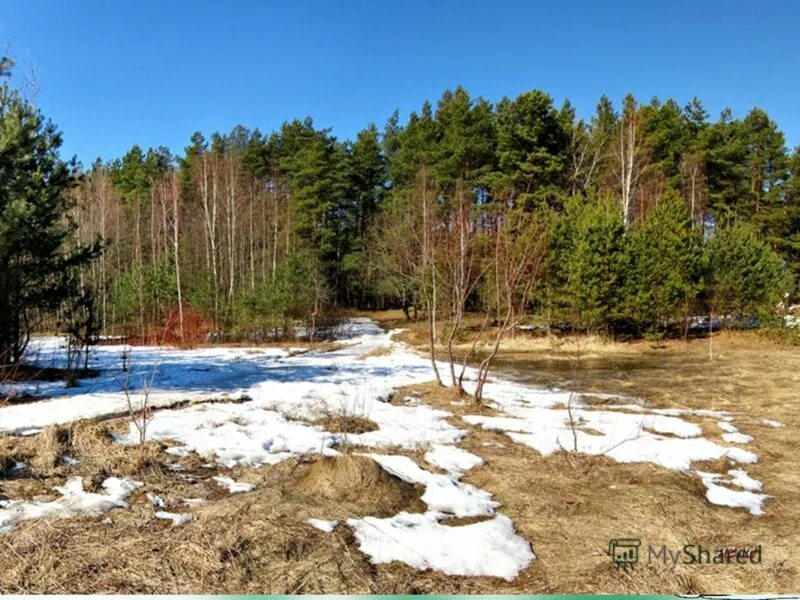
xmin=0 ymin=476 xmax=142 ymax=535
xmin=696 ymin=471 xmax=769 ymax=516
xmin=424 ymin=444 xmax=484 ymax=476
xmin=155 ymin=510 xmax=192 ymax=526
xmin=212 ymin=476 xmax=255 ymax=494
xmin=348 ymin=512 xmax=534 ymax=581
xmin=307 ymin=518 xmax=338 ymax=532
xmin=367 ymin=453 xmax=497 ymax=517
xmin=722 ymin=431 xmax=753 ymax=444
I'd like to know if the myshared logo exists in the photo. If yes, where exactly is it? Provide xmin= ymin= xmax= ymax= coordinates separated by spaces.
xmin=608 ymin=538 xmax=762 ymax=569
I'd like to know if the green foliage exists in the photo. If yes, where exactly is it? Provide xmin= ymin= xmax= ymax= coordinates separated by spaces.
xmin=555 ymin=195 xmax=627 ymax=330
xmin=68 ymin=85 xmax=800 ymax=342
xmin=232 ymin=250 xmax=329 ymax=338
xmin=111 ymin=264 xmax=177 ymax=333
xmin=623 ymin=193 xmax=704 ymax=331
xmin=494 ymin=90 xmax=567 ymax=207
xmin=705 ymin=222 xmax=790 ymax=319
xmin=0 ymin=83 xmax=98 ymax=363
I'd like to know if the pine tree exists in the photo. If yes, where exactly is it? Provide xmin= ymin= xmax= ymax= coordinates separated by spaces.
xmin=623 ymin=192 xmax=703 ymax=332
xmin=0 ymin=83 xmax=98 ymax=364
xmin=494 ymin=89 xmax=567 ymax=208
xmin=706 ymin=222 xmax=789 ymax=320
xmin=558 ymin=195 xmax=627 ymax=331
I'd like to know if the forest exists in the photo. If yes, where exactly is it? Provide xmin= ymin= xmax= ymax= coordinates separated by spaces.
xmin=2 ymin=68 xmax=799 ymax=368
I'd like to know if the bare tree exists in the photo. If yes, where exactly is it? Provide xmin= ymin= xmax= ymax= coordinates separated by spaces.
xmin=681 ymin=151 xmax=706 ymax=231
xmin=613 ymin=95 xmax=648 ymax=228
xmin=474 ymin=208 xmax=548 ymax=403
xmin=440 ymin=182 xmax=486 ymax=393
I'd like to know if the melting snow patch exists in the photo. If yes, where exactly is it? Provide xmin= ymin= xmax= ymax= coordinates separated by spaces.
xmin=464 ymin=409 xmax=753 ymax=472
xmin=727 ymin=469 xmax=763 ymax=492
xmin=762 ymin=419 xmax=784 ymax=428
xmin=212 ymin=476 xmax=255 ymax=494
xmin=147 ymin=493 xmax=166 ymax=508
xmin=722 ymin=431 xmax=753 ymax=444
xmin=424 ymin=444 xmax=484 ymax=476
xmin=718 ymin=421 xmax=738 ymax=433
xmin=367 ymin=453 xmax=497 ymax=517
xmin=140 ymin=404 xmax=338 ymax=468
xmin=183 ymin=498 xmax=208 ymax=507
xmin=155 ymin=511 xmax=192 ymax=526
xmin=348 ymin=512 xmax=533 ymax=581
xmin=307 ymin=518 xmax=338 ymax=532
xmin=696 ymin=471 xmax=769 ymax=516
xmin=0 ymin=476 xmax=142 ymax=534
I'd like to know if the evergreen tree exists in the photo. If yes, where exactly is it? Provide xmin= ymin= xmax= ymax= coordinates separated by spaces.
xmin=557 ymin=196 xmax=627 ymax=330
xmin=706 ymin=222 xmax=790 ymax=319
xmin=623 ymin=192 xmax=703 ymax=332
xmin=0 ymin=83 xmax=98 ymax=364
xmin=494 ymin=89 xmax=567 ymax=208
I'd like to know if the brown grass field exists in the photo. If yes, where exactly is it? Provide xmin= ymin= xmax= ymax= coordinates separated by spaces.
xmin=0 ymin=311 xmax=798 ymax=593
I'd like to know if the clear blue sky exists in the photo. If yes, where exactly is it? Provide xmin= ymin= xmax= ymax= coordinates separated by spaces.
xmin=2 ymin=0 xmax=798 ymax=164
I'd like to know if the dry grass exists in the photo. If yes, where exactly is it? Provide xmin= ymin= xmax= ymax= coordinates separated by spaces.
xmin=393 ymin=330 xmax=800 ymax=593
xmin=1 ymin=315 xmax=798 ymax=593
xmin=315 ymin=415 xmax=379 ymax=435
xmin=293 ymin=455 xmax=425 ymax=517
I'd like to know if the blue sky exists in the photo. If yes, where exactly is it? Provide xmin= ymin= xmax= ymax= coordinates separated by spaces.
xmin=2 ymin=0 xmax=798 ymax=164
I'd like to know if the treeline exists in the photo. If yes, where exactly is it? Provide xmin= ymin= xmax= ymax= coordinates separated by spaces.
xmin=72 ymin=120 xmax=387 ymax=342
xmin=71 ymin=87 xmax=798 ymax=342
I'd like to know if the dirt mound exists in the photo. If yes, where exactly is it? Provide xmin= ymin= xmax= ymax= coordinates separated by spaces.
xmin=293 ymin=455 xmax=423 ymax=517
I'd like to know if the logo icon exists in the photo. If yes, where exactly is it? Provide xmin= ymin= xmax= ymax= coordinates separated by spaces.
xmin=608 ymin=538 xmax=641 ymax=569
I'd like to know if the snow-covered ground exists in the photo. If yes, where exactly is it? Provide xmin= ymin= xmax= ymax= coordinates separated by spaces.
xmin=0 ymin=318 xmax=773 ymax=578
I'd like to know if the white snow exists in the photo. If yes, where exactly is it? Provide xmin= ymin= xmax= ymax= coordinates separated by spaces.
xmin=722 ymin=431 xmax=753 ymax=444
xmin=348 ymin=512 xmax=534 ymax=581
xmin=307 ymin=518 xmax=338 ymax=532
xmin=463 ymin=409 xmax=755 ymax=472
xmin=718 ymin=421 xmax=738 ymax=433
xmin=696 ymin=471 xmax=769 ymax=516
xmin=0 ymin=476 xmax=142 ymax=534
xmin=346 ymin=450 xmax=531 ymax=577
xmin=155 ymin=510 xmax=192 ymax=526
xmin=728 ymin=469 xmax=763 ymax=492
xmin=182 ymin=498 xmax=208 ymax=507
xmin=425 ymin=444 xmax=484 ymax=476
xmin=146 ymin=493 xmax=165 ymax=508
xmin=211 ymin=476 xmax=255 ymax=494
xmin=762 ymin=419 xmax=784 ymax=428
xmin=367 ymin=453 xmax=497 ymax=517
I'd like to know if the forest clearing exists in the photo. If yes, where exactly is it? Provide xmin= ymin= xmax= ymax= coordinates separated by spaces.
xmin=0 ymin=315 xmax=797 ymax=593
xmin=2 ymin=2 xmax=800 ymax=595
